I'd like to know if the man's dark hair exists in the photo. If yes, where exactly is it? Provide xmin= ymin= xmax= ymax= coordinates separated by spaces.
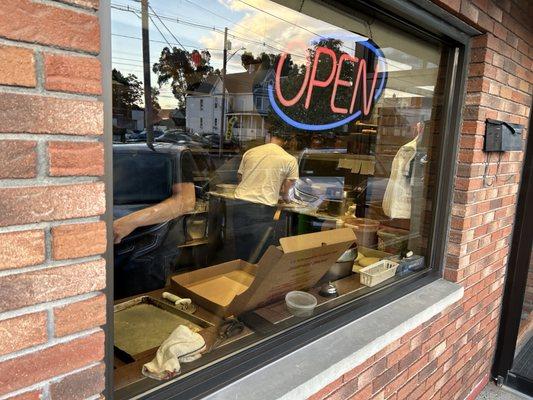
xmin=271 ymin=132 xmax=292 ymax=142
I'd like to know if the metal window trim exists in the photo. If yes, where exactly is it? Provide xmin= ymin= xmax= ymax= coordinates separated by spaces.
xmin=98 ymin=0 xmax=115 ymax=398
xmin=97 ymin=0 xmax=476 ymax=398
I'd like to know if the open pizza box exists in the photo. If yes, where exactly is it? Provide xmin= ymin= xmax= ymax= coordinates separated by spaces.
xmin=170 ymin=228 xmax=356 ymax=317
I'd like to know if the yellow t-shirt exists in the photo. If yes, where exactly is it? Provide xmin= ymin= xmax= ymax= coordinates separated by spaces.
xmin=234 ymin=143 xmax=299 ymax=206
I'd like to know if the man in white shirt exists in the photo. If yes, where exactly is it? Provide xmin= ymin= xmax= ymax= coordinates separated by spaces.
xmin=234 ymin=134 xmax=299 ymax=205
xmin=229 ymin=134 xmax=299 ymax=262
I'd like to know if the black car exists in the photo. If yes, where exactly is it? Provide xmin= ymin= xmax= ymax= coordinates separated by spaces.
xmin=126 ymin=129 xmax=165 ymax=142
xmin=113 ymin=142 xmax=204 ymax=298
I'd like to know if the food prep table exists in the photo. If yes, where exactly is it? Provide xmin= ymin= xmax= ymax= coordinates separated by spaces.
xmin=113 ymin=270 xmax=371 ymax=390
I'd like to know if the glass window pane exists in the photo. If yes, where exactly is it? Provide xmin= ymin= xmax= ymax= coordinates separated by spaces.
xmin=111 ymin=0 xmax=449 ymax=395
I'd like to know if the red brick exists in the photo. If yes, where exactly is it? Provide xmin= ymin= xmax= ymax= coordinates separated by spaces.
xmin=48 ymin=141 xmax=104 ymax=176
xmin=0 ymin=230 xmax=45 ymax=270
xmin=0 ymin=312 xmax=47 ymax=356
xmin=350 ymin=384 xmax=372 ymax=400
xmin=372 ymin=364 xmax=399 ymax=393
xmin=49 ymin=363 xmax=104 ymax=400
xmin=6 ymin=390 xmax=42 ymax=400
xmin=326 ymin=379 xmax=358 ymax=400
xmin=0 ymin=0 xmax=99 ymax=53
xmin=308 ymin=376 xmax=344 ymax=400
xmin=357 ymin=357 xmax=387 ymax=389
xmin=0 ymin=182 xmax=105 ymax=227
xmin=0 ymin=331 xmax=104 ymax=396
xmin=0 ymin=45 xmax=35 ymax=87
xmin=408 ymin=354 xmax=430 ymax=378
xmin=54 ymin=294 xmax=106 ymax=337
xmin=343 ymin=356 xmax=376 ymax=382
xmin=460 ymin=1 xmax=479 ymax=23
xmin=0 ymin=93 xmax=102 ymax=135
xmin=44 ymin=54 xmax=101 ymax=95
xmin=0 ymin=259 xmax=106 ymax=312
xmin=436 ymin=0 xmax=460 ymax=12
xmin=387 ymin=342 xmax=410 ymax=367
xmin=52 ymin=221 xmax=106 ymax=260
xmin=384 ymin=369 xmax=409 ymax=398
xmin=396 ymin=376 xmax=418 ymax=400
xmin=0 ymin=140 xmax=37 ymax=179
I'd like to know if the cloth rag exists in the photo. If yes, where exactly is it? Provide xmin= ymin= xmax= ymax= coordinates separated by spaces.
xmin=142 ymin=325 xmax=206 ymax=380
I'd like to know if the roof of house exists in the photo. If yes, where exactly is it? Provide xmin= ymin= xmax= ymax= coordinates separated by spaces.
xmin=224 ymin=72 xmax=255 ymax=94
xmin=187 ymin=69 xmax=273 ymax=96
xmin=187 ymin=74 xmax=220 ymax=94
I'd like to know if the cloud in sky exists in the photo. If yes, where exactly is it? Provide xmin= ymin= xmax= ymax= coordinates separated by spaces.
xmin=198 ymin=0 xmax=361 ymax=71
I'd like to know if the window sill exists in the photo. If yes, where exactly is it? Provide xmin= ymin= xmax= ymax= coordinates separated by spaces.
xmin=203 ymin=279 xmax=463 ymax=400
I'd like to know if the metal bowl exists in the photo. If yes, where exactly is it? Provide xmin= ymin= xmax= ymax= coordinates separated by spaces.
xmin=320 ymin=246 xmax=358 ymax=282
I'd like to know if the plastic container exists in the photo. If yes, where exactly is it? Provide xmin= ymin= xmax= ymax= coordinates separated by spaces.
xmin=186 ymin=215 xmax=207 ymax=240
xmin=359 ymin=259 xmax=399 ymax=287
xmin=285 ymin=291 xmax=317 ymax=317
xmin=377 ymin=227 xmax=410 ymax=254
xmin=344 ymin=217 xmax=380 ymax=248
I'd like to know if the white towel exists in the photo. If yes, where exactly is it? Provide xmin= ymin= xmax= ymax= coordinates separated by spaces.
xmin=142 ymin=325 xmax=206 ymax=380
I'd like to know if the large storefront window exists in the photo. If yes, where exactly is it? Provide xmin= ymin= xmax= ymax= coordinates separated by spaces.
xmin=111 ymin=0 xmax=448 ymax=396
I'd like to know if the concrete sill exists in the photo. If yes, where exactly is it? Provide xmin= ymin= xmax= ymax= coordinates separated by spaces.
xmin=204 ymin=279 xmax=464 ymax=400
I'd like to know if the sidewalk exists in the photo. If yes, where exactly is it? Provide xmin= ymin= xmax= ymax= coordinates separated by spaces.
xmin=477 ymin=383 xmax=532 ymax=400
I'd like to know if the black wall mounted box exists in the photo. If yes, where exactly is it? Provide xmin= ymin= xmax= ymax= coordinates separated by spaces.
xmin=485 ymin=119 xmax=523 ymax=152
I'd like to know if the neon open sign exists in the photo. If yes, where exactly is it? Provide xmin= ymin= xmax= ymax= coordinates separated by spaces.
xmin=268 ymin=40 xmax=387 ymax=131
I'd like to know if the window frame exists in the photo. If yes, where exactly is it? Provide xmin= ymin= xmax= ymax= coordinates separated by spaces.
xmin=100 ymin=0 xmax=477 ymax=398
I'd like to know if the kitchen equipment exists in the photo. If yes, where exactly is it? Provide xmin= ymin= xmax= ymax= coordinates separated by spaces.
xmin=162 ymin=292 xmax=197 ymax=314
xmin=285 ymin=291 xmax=317 ymax=317
xmin=319 ymin=282 xmax=339 ymax=297
xmin=326 ymin=199 xmax=343 ymax=216
xmin=320 ymin=246 xmax=358 ymax=282
xmin=212 ymin=317 xmax=245 ymax=350
xmin=344 ymin=217 xmax=380 ymax=248
xmin=216 ymin=183 xmax=237 ymax=195
xmin=186 ymin=215 xmax=207 ymax=241
xmin=359 ymin=260 xmax=399 ymax=287
xmin=377 ymin=227 xmax=410 ymax=254
xmin=113 ymin=296 xmax=211 ymax=359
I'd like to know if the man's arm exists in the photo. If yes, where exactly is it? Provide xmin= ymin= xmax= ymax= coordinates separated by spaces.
xmin=280 ymin=179 xmax=295 ymax=202
xmin=113 ymin=182 xmax=196 ymax=244
xmin=280 ymin=156 xmax=299 ymax=202
xmin=236 ymin=152 xmax=246 ymax=184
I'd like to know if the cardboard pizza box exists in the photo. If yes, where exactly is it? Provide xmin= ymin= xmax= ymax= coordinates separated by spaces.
xmin=170 ymin=228 xmax=356 ymax=317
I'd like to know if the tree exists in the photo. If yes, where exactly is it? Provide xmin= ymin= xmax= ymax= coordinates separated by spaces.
xmin=150 ymin=85 xmax=161 ymax=122
xmin=152 ymin=47 xmax=214 ymax=107
xmin=112 ymin=68 xmax=143 ymax=113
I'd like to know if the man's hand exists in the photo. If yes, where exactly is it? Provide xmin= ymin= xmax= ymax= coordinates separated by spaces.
xmin=113 ymin=218 xmax=136 ymax=244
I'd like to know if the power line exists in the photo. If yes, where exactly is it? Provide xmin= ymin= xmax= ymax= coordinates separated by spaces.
xmin=235 ymin=0 xmax=321 ymax=40
xmin=148 ymin=4 xmax=187 ymax=52
xmin=111 ymin=2 xmax=406 ymax=78
xmin=111 ymin=3 xmax=308 ymax=60
xmin=112 ymin=33 xmax=225 ymax=52
xmin=179 ymin=0 xmax=291 ymax=53
xmin=148 ymin=13 xmax=173 ymax=48
xmin=232 ymin=0 xmax=377 ymax=59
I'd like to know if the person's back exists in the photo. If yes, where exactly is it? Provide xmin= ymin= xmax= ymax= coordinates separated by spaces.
xmin=234 ymin=142 xmax=298 ymax=206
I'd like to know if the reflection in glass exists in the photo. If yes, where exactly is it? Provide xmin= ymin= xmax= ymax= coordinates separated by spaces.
xmin=111 ymin=0 xmax=446 ymax=396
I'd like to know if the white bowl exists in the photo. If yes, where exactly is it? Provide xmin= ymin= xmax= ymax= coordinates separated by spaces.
xmin=285 ymin=291 xmax=317 ymax=317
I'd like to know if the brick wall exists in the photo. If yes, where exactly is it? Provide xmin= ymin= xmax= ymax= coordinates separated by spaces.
xmin=309 ymin=0 xmax=532 ymax=399
xmin=0 ymin=1 xmax=106 ymax=399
